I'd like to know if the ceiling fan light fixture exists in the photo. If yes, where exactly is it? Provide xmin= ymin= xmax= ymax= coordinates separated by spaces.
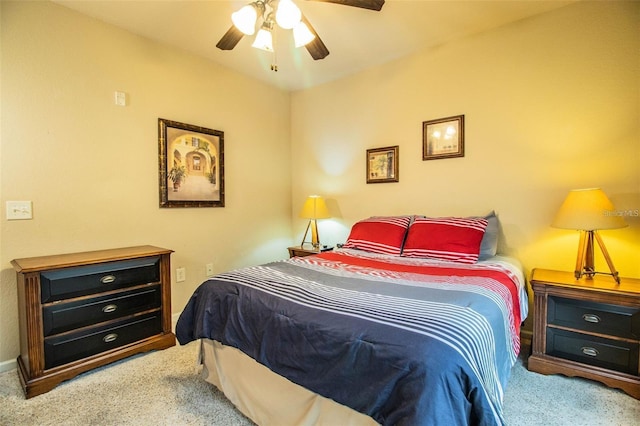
xmin=219 ymin=0 xmax=387 ymax=62
xmin=293 ymin=21 xmax=315 ymax=47
xmin=275 ymin=0 xmax=302 ymax=30
xmin=232 ymin=4 xmax=259 ymax=35
xmin=252 ymin=22 xmax=274 ymax=51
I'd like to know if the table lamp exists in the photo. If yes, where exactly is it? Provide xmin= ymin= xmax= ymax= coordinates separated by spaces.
xmin=551 ymin=188 xmax=627 ymax=284
xmin=299 ymin=195 xmax=330 ymax=248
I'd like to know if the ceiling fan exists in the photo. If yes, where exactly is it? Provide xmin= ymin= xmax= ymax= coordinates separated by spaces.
xmin=216 ymin=0 xmax=385 ymax=61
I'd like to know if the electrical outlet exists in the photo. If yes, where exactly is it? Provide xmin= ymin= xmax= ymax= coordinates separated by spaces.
xmin=206 ymin=263 xmax=214 ymax=277
xmin=176 ymin=267 xmax=186 ymax=282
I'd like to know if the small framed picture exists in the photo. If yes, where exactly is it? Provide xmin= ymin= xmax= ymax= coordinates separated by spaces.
xmin=423 ymin=115 xmax=464 ymax=160
xmin=158 ymin=118 xmax=224 ymax=208
xmin=366 ymin=146 xmax=399 ymax=184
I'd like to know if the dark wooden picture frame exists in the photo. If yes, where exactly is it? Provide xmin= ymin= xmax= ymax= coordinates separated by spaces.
xmin=422 ymin=115 xmax=465 ymax=160
xmin=158 ymin=118 xmax=224 ymax=208
xmin=366 ymin=146 xmax=399 ymax=184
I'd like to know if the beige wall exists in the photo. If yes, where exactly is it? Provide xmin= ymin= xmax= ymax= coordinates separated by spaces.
xmin=291 ymin=1 xmax=639 ymax=291
xmin=0 ymin=2 xmax=292 ymax=365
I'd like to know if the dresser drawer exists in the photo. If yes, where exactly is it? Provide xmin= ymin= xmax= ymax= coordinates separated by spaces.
xmin=548 ymin=296 xmax=640 ymax=339
xmin=42 ymin=285 xmax=162 ymax=336
xmin=40 ymin=257 xmax=160 ymax=303
xmin=44 ymin=312 xmax=162 ymax=369
xmin=546 ymin=328 xmax=639 ymax=375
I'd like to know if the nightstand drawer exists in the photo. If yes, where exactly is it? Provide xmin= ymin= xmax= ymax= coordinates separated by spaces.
xmin=44 ymin=312 xmax=162 ymax=369
xmin=546 ymin=328 xmax=639 ymax=375
xmin=548 ymin=296 xmax=640 ymax=339
xmin=42 ymin=285 xmax=162 ymax=336
xmin=40 ymin=257 xmax=161 ymax=303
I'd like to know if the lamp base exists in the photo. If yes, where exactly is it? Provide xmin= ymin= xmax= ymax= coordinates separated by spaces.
xmin=574 ymin=230 xmax=621 ymax=284
xmin=301 ymin=219 xmax=321 ymax=249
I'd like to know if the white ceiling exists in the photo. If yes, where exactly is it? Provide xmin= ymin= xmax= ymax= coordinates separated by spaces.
xmin=53 ymin=0 xmax=577 ymax=92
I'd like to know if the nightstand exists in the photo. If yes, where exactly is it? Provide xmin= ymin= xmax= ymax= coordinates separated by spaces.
xmin=287 ymin=245 xmax=333 ymax=258
xmin=528 ymin=268 xmax=640 ymax=399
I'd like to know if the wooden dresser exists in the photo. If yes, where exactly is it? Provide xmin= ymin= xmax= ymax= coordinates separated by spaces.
xmin=528 ymin=268 xmax=640 ymax=399
xmin=12 ymin=245 xmax=176 ymax=398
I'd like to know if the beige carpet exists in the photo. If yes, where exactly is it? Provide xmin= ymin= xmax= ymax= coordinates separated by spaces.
xmin=1 ymin=341 xmax=638 ymax=425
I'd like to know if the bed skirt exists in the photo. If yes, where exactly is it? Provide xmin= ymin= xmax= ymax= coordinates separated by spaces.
xmin=200 ymin=339 xmax=378 ymax=426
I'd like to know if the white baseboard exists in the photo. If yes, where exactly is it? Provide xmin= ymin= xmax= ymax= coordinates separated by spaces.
xmin=0 ymin=358 xmax=17 ymax=374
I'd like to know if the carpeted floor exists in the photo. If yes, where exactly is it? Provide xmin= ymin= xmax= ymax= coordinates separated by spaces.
xmin=1 ymin=341 xmax=638 ymax=425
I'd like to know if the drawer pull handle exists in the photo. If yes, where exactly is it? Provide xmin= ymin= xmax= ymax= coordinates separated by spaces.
xmin=100 ymin=275 xmax=116 ymax=284
xmin=582 ymin=314 xmax=601 ymax=324
xmin=103 ymin=333 xmax=118 ymax=343
xmin=581 ymin=346 xmax=599 ymax=357
xmin=102 ymin=304 xmax=118 ymax=313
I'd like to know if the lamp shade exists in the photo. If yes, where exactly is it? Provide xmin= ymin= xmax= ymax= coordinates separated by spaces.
xmin=293 ymin=21 xmax=315 ymax=47
xmin=231 ymin=4 xmax=258 ymax=35
xmin=251 ymin=26 xmax=274 ymax=51
xmin=299 ymin=195 xmax=330 ymax=219
xmin=552 ymin=188 xmax=627 ymax=231
xmin=275 ymin=0 xmax=302 ymax=30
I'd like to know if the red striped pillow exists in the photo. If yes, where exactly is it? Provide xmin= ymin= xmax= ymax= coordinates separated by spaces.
xmin=343 ymin=216 xmax=412 ymax=255
xmin=402 ymin=217 xmax=488 ymax=263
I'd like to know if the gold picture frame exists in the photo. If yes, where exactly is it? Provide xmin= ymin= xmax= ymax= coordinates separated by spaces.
xmin=158 ymin=118 xmax=225 ymax=208
xmin=422 ymin=115 xmax=465 ymax=160
xmin=366 ymin=146 xmax=399 ymax=184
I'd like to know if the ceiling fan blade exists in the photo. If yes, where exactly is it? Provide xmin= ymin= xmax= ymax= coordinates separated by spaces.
xmin=216 ymin=26 xmax=244 ymax=50
xmin=301 ymin=15 xmax=329 ymax=60
xmin=307 ymin=0 xmax=385 ymax=12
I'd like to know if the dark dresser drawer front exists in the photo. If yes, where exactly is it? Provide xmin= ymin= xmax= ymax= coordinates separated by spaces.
xmin=546 ymin=328 xmax=639 ymax=375
xmin=41 ymin=257 xmax=160 ymax=303
xmin=42 ymin=285 xmax=162 ymax=336
xmin=548 ymin=296 xmax=640 ymax=339
xmin=44 ymin=313 xmax=162 ymax=369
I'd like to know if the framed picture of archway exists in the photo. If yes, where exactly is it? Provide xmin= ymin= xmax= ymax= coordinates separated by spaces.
xmin=158 ymin=118 xmax=224 ymax=208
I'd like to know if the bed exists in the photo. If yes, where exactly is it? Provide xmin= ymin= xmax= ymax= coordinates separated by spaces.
xmin=176 ymin=215 xmax=528 ymax=425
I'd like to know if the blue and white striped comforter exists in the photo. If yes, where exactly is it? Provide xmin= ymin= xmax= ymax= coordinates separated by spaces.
xmin=176 ymin=250 xmax=527 ymax=425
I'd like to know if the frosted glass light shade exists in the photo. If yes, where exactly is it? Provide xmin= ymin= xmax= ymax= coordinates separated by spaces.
xmin=276 ymin=0 xmax=302 ymax=29
xmin=232 ymin=5 xmax=258 ymax=35
xmin=252 ymin=28 xmax=274 ymax=51
xmin=293 ymin=21 xmax=315 ymax=47
xmin=299 ymin=195 xmax=330 ymax=219
xmin=552 ymin=188 xmax=627 ymax=231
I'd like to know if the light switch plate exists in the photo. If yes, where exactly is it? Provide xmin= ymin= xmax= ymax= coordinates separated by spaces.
xmin=176 ymin=267 xmax=186 ymax=282
xmin=6 ymin=201 xmax=33 ymax=220
xmin=114 ymin=91 xmax=127 ymax=106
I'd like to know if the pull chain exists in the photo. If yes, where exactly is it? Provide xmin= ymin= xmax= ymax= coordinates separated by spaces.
xmin=271 ymin=26 xmax=278 ymax=72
